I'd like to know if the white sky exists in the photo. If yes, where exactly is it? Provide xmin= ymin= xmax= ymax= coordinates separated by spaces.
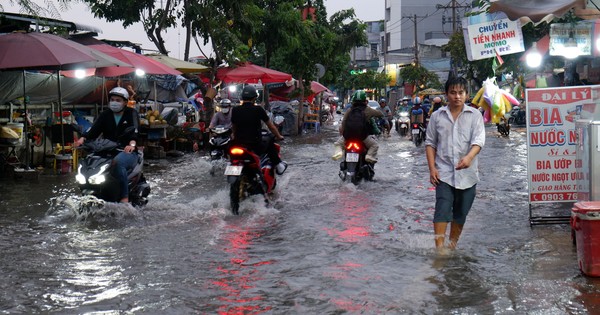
xmin=4 ymin=0 xmax=384 ymax=60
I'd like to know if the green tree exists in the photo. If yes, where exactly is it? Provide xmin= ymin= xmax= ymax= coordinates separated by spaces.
xmin=399 ymin=64 xmax=441 ymax=92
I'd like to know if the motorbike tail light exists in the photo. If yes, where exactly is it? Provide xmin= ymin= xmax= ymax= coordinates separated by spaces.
xmin=412 ymin=123 xmax=419 ymax=129
xmin=346 ymin=142 xmax=360 ymax=150
xmin=230 ymin=147 xmax=245 ymax=155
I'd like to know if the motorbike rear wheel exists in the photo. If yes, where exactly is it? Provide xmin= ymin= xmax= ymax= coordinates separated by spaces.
xmin=413 ymin=133 xmax=422 ymax=146
xmin=230 ymin=175 xmax=245 ymax=215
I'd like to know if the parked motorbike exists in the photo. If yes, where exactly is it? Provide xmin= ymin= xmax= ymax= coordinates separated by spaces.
xmin=75 ymin=138 xmax=150 ymax=212
xmin=339 ymin=139 xmax=374 ymax=185
xmin=411 ymin=122 xmax=426 ymax=147
xmin=395 ymin=111 xmax=410 ymax=137
xmin=507 ymin=105 xmax=526 ymax=126
xmin=225 ymin=131 xmax=281 ymax=215
xmin=208 ymin=125 xmax=232 ymax=176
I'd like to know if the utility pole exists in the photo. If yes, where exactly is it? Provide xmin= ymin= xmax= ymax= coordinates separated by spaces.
xmin=402 ymin=14 xmax=428 ymax=66
xmin=437 ymin=1 xmax=471 ymax=33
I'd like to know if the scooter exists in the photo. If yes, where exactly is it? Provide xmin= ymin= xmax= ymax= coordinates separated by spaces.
xmin=339 ymin=139 xmax=374 ymax=185
xmin=497 ymin=116 xmax=510 ymax=137
xmin=75 ymin=138 xmax=150 ymax=211
xmin=395 ymin=110 xmax=410 ymax=137
xmin=225 ymin=131 xmax=281 ymax=215
xmin=207 ymin=125 xmax=232 ymax=176
xmin=507 ymin=105 xmax=526 ymax=126
xmin=411 ymin=122 xmax=426 ymax=147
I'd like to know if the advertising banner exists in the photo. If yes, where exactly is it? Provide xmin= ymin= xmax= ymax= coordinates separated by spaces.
xmin=526 ymin=86 xmax=600 ymax=204
xmin=463 ymin=12 xmax=524 ymax=61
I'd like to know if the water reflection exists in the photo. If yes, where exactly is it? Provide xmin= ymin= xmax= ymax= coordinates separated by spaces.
xmin=208 ymin=218 xmax=273 ymax=314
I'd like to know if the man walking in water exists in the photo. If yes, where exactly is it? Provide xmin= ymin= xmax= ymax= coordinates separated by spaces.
xmin=425 ymin=76 xmax=485 ymax=251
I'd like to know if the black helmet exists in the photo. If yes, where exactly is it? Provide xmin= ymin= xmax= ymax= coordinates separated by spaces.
xmin=241 ymin=85 xmax=258 ymax=101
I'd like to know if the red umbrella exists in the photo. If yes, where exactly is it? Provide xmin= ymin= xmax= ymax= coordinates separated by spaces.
xmin=216 ymin=62 xmax=292 ymax=84
xmin=0 ymin=32 xmax=131 ymax=167
xmin=310 ymin=81 xmax=330 ymax=94
xmin=89 ymin=44 xmax=182 ymax=76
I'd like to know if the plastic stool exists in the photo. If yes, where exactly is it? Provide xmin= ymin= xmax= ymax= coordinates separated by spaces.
xmin=303 ymin=121 xmax=320 ymax=133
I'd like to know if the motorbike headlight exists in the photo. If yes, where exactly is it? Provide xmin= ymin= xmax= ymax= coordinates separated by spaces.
xmin=400 ymin=112 xmax=409 ymax=117
xmin=75 ymin=165 xmax=86 ymax=184
xmin=89 ymin=164 xmax=109 ymax=185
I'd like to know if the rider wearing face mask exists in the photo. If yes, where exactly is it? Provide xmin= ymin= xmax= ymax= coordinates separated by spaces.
xmin=74 ymin=87 xmax=140 ymax=203
xmin=209 ymin=99 xmax=233 ymax=129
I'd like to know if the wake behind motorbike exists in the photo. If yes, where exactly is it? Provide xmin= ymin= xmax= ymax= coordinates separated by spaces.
xmin=224 ymin=131 xmax=281 ymax=215
xmin=395 ymin=110 xmax=410 ymax=137
xmin=339 ymin=139 xmax=374 ymax=185
xmin=75 ymin=138 xmax=150 ymax=211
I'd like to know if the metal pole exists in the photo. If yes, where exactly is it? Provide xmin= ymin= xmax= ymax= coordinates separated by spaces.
xmin=22 ymin=70 xmax=30 ymax=168
xmin=58 ymin=70 xmax=65 ymax=154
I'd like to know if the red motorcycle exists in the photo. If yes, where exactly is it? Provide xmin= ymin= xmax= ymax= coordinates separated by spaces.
xmin=225 ymin=133 xmax=281 ymax=215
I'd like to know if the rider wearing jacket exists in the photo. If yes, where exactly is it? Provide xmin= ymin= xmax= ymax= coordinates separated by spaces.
xmin=231 ymin=85 xmax=288 ymax=175
xmin=74 ymin=87 xmax=140 ymax=203
xmin=209 ymin=99 xmax=233 ymax=129
xmin=333 ymin=90 xmax=383 ymax=163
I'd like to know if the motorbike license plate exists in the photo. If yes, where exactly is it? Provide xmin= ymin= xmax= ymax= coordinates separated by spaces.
xmin=224 ymin=165 xmax=243 ymax=176
xmin=411 ymin=129 xmax=420 ymax=135
xmin=345 ymin=152 xmax=359 ymax=162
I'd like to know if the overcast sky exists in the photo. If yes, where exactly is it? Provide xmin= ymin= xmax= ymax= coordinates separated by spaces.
xmin=4 ymin=0 xmax=385 ymax=60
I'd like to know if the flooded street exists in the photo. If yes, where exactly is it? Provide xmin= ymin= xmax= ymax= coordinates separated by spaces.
xmin=1 ymin=119 xmax=600 ymax=314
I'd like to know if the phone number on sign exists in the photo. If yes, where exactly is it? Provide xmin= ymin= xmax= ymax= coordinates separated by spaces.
xmin=530 ymin=192 xmax=577 ymax=202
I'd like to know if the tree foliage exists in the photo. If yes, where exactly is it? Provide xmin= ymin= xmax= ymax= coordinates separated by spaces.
xmin=399 ymin=64 xmax=441 ymax=92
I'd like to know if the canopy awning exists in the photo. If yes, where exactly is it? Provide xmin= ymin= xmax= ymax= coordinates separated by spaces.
xmin=489 ymin=0 xmax=587 ymax=25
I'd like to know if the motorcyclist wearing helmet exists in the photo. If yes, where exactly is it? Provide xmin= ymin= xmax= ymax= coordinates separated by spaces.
xmin=410 ymin=96 xmax=424 ymax=125
xmin=333 ymin=90 xmax=383 ymax=163
xmin=74 ymin=86 xmax=140 ymax=203
xmin=209 ymin=99 xmax=233 ymax=130
xmin=429 ymin=96 xmax=444 ymax=115
xmin=377 ymin=98 xmax=393 ymax=137
xmin=231 ymin=85 xmax=288 ymax=175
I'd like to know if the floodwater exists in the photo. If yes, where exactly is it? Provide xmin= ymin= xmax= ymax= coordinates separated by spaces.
xmin=1 ymin=118 xmax=599 ymax=314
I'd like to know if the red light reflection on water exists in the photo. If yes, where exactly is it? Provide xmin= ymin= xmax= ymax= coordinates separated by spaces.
xmin=208 ymin=222 xmax=273 ymax=315
xmin=321 ymin=192 xmax=377 ymax=312
xmin=324 ymin=194 xmax=373 ymax=243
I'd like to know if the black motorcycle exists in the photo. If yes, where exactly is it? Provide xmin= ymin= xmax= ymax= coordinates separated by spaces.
xmin=207 ymin=125 xmax=232 ymax=176
xmin=411 ymin=122 xmax=426 ymax=147
xmin=339 ymin=139 xmax=374 ymax=185
xmin=497 ymin=116 xmax=510 ymax=137
xmin=75 ymin=138 xmax=150 ymax=210
xmin=507 ymin=105 xmax=526 ymax=126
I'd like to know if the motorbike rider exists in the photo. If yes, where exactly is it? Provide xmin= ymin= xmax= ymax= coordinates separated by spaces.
xmin=231 ymin=85 xmax=288 ymax=175
xmin=208 ymin=99 xmax=233 ymax=130
xmin=410 ymin=96 xmax=425 ymax=125
xmin=74 ymin=87 xmax=140 ymax=204
xmin=377 ymin=98 xmax=393 ymax=137
xmin=332 ymin=90 xmax=383 ymax=163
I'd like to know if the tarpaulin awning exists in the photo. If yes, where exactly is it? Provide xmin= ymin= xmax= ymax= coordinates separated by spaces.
xmin=489 ymin=0 xmax=587 ymax=25
xmin=146 ymin=54 xmax=209 ymax=73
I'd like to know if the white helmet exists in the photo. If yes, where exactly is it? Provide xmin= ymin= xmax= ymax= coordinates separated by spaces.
xmin=109 ymin=87 xmax=129 ymax=101
xmin=220 ymin=99 xmax=232 ymax=107
xmin=413 ymin=96 xmax=421 ymax=105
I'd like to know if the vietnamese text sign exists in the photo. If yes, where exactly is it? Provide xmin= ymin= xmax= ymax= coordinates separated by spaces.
xmin=464 ymin=13 xmax=524 ymax=61
xmin=526 ymin=86 xmax=599 ymax=203
xmin=549 ymin=22 xmax=593 ymax=57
